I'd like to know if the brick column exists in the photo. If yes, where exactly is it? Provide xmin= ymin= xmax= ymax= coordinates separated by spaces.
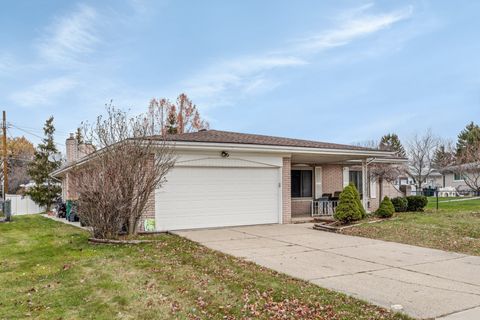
xmin=138 ymin=154 xmax=156 ymax=232
xmin=138 ymin=191 xmax=155 ymax=232
xmin=282 ymin=157 xmax=292 ymax=224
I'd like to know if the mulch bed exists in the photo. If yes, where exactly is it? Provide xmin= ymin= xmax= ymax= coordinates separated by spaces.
xmin=314 ymin=218 xmax=393 ymax=232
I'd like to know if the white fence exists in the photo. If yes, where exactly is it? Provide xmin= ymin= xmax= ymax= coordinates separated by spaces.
xmin=6 ymin=195 xmax=45 ymax=215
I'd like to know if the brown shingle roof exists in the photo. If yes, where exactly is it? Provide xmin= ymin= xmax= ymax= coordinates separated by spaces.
xmin=155 ymin=129 xmax=380 ymax=152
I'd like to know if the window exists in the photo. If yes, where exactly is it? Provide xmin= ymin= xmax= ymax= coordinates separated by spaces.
xmin=454 ymin=173 xmax=465 ymax=181
xmin=349 ymin=170 xmax=363 ymax=195
xmin=291 ymin=170 xmax=312 ymax=198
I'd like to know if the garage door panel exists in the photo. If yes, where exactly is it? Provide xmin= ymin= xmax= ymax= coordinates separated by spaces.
xmin=156 ymin=167 xmax=280 ymax=231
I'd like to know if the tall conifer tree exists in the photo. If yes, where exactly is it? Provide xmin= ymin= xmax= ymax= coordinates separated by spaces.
xmin=26 ymin=117 xmax=61 ymax=210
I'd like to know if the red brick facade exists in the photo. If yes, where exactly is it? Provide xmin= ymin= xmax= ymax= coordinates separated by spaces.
xmin=321 ymin=165 xmax=344 ymax=195
xmin=291 ymin=200 xmax=311 ymax=216
xmin=138 ymin=190 xmax=156 ymax=232
xmin=282 ymin=157 xmax=292 ymax=223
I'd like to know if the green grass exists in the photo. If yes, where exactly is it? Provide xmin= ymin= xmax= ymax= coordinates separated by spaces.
xmin=0 ymin=215 xmax=410 ymax=320
xmin=426 ymin=196 xmax=476 ymax=203
xmin=343 ymin=198 xmax=480 ymax=256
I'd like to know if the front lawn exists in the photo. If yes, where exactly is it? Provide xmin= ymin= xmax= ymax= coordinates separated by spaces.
xmin=0 ymin=215 xmax=409 ymax=320
xmin=342 ymin=198 xmax=480 ymax=256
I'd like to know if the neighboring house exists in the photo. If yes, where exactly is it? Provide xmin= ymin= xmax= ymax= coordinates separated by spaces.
xmin=431 ymin=169 xmax=478 ymax=196
xmin=52 ymin=130 xmax=405 ymax=232
xmin=400 ymin=168 xmax=478 ymax=196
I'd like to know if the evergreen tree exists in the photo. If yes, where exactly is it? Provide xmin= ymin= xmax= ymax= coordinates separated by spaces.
xmin=376 ymin=196 xmax=395 ymax=218
xmin=334 ymin=185 xmax=363 ymax=223
xmin=351 ymin=184 xmax=366 ymax=218
xmin=75 ymin=127 xmax=84 ymax=144
xmin=166 ymin=106 xmax=178 ymax=134
xmin=457 ymin=122 xmax=480 ymax=155
xmin=432 ymin=144 xmax=455 ymax=170
xmin=26 ymin=117 xmax=61 ymax=210
xmin=379 ymin=133 xmax=406 ymax=157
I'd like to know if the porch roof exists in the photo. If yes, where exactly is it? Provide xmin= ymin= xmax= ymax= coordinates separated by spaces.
xmin=291 ymin=153 xmax=408 ymax=165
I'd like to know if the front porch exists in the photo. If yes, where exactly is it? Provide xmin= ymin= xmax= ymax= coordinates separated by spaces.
xmin=286 ymin=153 xmax=377 ymax=220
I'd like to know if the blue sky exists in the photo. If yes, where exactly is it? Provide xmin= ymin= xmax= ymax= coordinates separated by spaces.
xmin=1 ymin=0 xmax=479 ymax=149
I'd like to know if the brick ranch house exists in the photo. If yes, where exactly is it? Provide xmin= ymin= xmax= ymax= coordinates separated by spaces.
xmin=52 ymin=130 xmax=405 ymax=232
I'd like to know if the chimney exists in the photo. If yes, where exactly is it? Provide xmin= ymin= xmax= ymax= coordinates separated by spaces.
xmin=77 ymin=142 xmax=95 ymax=159
xmin=66 ymin=133 xmax=78 ymax=163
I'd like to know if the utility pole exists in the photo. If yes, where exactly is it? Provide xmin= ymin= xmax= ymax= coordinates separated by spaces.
xmin=2 ymin=111 xmax=7 ymax=199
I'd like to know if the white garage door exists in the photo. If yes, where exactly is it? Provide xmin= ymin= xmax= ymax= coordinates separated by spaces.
xmin=155 ymin=166 xmax=280 ymax=231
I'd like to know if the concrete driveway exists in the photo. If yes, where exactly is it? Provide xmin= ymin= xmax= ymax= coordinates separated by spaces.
xmin=174 ymin=223 xmax=480 ymax=319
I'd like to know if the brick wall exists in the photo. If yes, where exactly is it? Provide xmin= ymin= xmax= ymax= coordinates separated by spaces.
xmin=282 ymin=157 xmax=292 ymax=223
xmin=322 ymin=164 xmax=343 ymax=195
xmin=64 ymin=171 xmax=79 ymax=200
xmin=138 ymin=190 xmax=155 ymax=232
xmin=292 ymin=200 xmax=311 ymax=216
xmin=382 ymin=181 xmax=404 ymax=199
xmin=137 ymin=155 xmax=156 ymax=232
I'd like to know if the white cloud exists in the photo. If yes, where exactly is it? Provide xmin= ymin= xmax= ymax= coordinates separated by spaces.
xmin=8 ymin=4 xmax=101 ymax=108
xmin=37 ymin=4 xmax=99 ymax=64
xmin=10 ymin=76 xmax=77 ymax=107
xmin=294 ymin=6 xmax=413 ymax=54
xmin=181 ymin=4 xmax=413 ymax=106
xmin=184 ymin=55 xmax=306 ymax=101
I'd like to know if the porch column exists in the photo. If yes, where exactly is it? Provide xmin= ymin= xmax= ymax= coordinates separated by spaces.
xmin=362 ymin=160 xmax=368 ymax=210
xmin=282 ymin=157 xmax=292 ymax=223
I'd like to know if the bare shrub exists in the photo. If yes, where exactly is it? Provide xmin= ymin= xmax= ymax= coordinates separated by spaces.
xmin=74 ymin=104 xmax=175 ymax=239
xmin=407 ymin=129 xmax=439 ymax=191
xmin=456 ymin=141 xmax=480 ymax=194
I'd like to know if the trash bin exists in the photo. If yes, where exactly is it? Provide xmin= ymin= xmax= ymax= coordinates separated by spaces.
xmin=66 ymin=200 xmax=73 ymax=220
xmin=422 ymin=187 xmax=436 ymax=197
xmin=3 ymin=199 xmax=11 ymax=222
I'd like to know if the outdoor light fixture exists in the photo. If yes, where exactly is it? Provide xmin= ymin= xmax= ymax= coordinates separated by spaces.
xmin=221 ymin=151 xmax=229 ymax=158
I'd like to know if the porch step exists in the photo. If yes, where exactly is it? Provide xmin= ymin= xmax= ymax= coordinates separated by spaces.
xmin=313 ymin=216 xmax=335 ymax=223
xmin=291 ymin=216 xmax=315 ymax=223
xmin=313 ymin=223 xmax=340 ymax=232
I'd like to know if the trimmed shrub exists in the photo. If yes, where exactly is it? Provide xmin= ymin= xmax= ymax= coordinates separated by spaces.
xmin=391 ymin=197 xmax=408 ymax=212
xmin=351 ymin=184 xmax=367 ymax=218
xmin=406 ymin=195 xmax=428 ymax=211
xmin=334 ymin=185 xmax=363 ymax=224
xmin=376 ymin=196 xmax=395 ymax=218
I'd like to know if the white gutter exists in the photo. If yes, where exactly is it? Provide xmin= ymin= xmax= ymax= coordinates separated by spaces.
xmin=162 ymin=141 xmax=395 ymax=157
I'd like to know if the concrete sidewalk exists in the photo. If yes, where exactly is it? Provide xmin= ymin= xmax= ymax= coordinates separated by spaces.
xmin=174 ymin=224 xmax=480 ymax=319
xmin=41 ymin=214 xmax=89 ymax=230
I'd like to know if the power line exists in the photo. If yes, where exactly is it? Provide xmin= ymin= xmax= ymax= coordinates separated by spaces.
xmin=7 ymin=122 xmax=70 ymax=135
xmin=8 ymin=123 xmax=66 ymax=147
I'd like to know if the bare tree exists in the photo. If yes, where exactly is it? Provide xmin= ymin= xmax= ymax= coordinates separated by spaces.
xmin=354 ymin=139 xmax=405 ymax=199
xmin=148 ymin=93 xmax=209 ymax=134
xmin=455 ymin=141 xmax=480 ymax=194
xmin=369 ymin=163 xmax=404 ymax=199
xmin=407 ymin=129 xmax=439 ymax=191
xmin=74 ymin=104 xmax=176 ymax=239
